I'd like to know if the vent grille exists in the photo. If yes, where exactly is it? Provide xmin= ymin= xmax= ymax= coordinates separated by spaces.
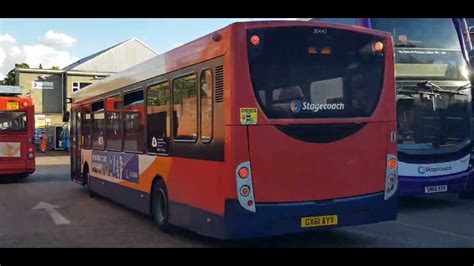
xmin=215 ymin=65 xmax=224 ymax=103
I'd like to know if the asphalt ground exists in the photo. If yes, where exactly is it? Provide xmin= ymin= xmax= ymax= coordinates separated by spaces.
xmin=1 ymin=153 xmax=474 ymax=247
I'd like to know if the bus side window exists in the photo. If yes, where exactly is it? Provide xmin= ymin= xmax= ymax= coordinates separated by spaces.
xmin=123 ymin=89 xmax=145 ymax=152
xmin=92 ymin=100 xmax=105 ymax=150
xmin=106 ymin=95 xmax=123 ymax=151
xmin=316 ymin=18 xmax=357 ymax=26
xmin=200 ymin=69 xmax=213 ymax=143
xmin=172 ymin=73 xmax=197 ymax=142
xmin=147 ymin=81 xmax=170 ymax=154
xmin=81 ymin=105 xmax=92 ymax=149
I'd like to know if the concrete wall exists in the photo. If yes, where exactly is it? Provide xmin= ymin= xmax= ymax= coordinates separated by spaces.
xmin=42 ymin=113 xmax=64 ymax=127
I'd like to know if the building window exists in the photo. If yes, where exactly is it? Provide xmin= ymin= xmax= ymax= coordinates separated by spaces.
xmin=106 ymin=95 xmax=123 ymax=151
xmin=123 ymin=89 xmax=144 ymax=152
xmin=81 ymin=105 xmax=92 ymax=149
xmin=72 ymin=82 xmax=93 ymax=93
xmin=147 ymin=81 xmax=170 ymax=154
xmin=200 ymin=69 xmax=213 ymax=143
xmin=92 ymin=101 xmax=105 ymax=150
xmin=173 ymin=73 xmax=197 ymax=141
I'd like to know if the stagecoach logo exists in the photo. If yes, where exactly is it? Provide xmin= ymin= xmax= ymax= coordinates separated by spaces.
xmin=417 ymin=165 xmax=453 ymax=175
xmin=290 ymin=100 xmax=344 ymax=113
xmin=290 ymin=100 xmax=302 ymax=113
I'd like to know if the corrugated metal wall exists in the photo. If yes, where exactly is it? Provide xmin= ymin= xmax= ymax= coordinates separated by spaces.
xmin=73 ymin=40 xmax=157 ymax=73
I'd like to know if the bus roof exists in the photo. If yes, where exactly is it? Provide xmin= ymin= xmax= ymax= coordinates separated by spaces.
xmin=72 ymin=20 xmax=392 ymax=104
xmin=0 ymin=86 xmax=23 ymax=96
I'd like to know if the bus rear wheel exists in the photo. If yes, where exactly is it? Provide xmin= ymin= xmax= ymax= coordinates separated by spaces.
xmin=151 ymin=179 xmax=170 ymax=231
xmin=18 ymin=173 xmax=29 ymax=179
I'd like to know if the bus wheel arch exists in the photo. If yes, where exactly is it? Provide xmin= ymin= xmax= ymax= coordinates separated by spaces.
xmin=150 ymin=176 xmax=171 ymax=231
xmin=83 ymin=163 xmax=96 ymax=198
xmin=82 ymin=163 xmax=89 ymax=186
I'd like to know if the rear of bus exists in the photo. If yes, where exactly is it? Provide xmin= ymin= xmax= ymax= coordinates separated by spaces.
xmin=224 ymin=22 xmax=398 ymax=239
xmin=0 ymin=97 xmax=35 ymax=177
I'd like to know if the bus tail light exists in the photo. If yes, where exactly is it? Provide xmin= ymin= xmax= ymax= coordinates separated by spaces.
xmin=238 ymin=167 xmax=249 ymax=179
xmin=236 ymin=161 xmax=256 ymax=213
xmin=250 ymin=35 xmax=261 ymax=46
xmin=240 ymin=185 xmax=250 ymax=197
xmin=385 ymin=154 xmax=398 ymax=200
xmin=27 ymin=147 xmax=35 ymax=159
xmin=373 ymin=41 xmax=384 ymax=53
xmin=388 ymin=158 xmax=397 ymax=169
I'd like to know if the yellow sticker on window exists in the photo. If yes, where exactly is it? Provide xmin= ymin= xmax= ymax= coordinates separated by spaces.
xmin=240 ymin=108 xmax=258 ymax=125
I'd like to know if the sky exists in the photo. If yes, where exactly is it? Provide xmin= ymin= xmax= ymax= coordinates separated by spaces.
xmin=0 ymin=18 xmax=303 ymax=80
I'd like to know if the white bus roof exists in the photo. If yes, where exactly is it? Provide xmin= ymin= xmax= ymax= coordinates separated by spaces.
xmin=0 ymin=86 xmax=23 ymax=95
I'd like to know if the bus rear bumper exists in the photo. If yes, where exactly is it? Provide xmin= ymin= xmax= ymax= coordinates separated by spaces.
xmin=398 ymin=170 xmax=472 ymax=196
xmin=222 ymin=192 xmax=397 ymax=239
xmin=0 ymin=161 xmax=35 ymax=176
xmin=169 ymin=192 xmax=397 ymax=240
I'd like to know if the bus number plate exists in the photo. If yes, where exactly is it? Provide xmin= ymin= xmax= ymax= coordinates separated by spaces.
xmin=424 ymin=185 xmax=447 ymax=194
xmin=301 ymin=215 xmax=338 ymax=228
xmin=7 ymin=102 xmax=19 ymax=110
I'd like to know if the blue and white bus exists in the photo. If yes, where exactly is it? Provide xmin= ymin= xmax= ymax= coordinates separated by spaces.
xmin=313 ymin=18 xmax=473 ymax=196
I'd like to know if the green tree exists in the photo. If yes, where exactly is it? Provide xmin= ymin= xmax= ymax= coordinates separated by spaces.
xmin=51 ymin=66 xmax=60 ymax=70
xmin=3 ymin=63 xmax=30 ymax=85
xmin=39 ymin=64 xmax=43 ymax=69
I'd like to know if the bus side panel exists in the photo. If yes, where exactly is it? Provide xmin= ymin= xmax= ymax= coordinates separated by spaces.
xmin=89 ymin=175 xmax=151 ymax=214
xmin=84 ymin=150 xmax=156 ymax=214
xmin=163 ymin=53 xmax=232 ymax=236
xmin=163 ymin=125 xmax=248 ymax=238
xmin=26 ymin=104 xmax=35 ymax=173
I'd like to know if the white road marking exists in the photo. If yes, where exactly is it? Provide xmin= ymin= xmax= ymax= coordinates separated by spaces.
xmin=32 ymin=201 xmax=71 ymax=225
xmin=393 ymin=221 xmax=474 ymax=241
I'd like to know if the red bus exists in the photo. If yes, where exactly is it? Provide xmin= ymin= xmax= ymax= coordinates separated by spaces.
xmin=69 ymin=21 xmax=398 ymax=239
xmin=0 ymin=87 xmax=35 ymax=178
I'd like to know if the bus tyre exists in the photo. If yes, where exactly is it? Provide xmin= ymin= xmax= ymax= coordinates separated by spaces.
xmin=151 ymin=179 xmax=170 ymax=231
xmin=84 ymin=170 xmax=96 ymax=198
xmin=18 ymin=173 xmax=29 ymax=179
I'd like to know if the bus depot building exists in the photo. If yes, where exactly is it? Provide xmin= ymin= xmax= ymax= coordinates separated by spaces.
xmin=16 ymin=38 xmax=158 ymax=128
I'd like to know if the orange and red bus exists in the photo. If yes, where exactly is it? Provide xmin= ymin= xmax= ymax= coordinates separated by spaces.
xmin=69 ymin=20 xmax=398 ymax=239
xmin=0 ymin=86 xmax=35 ymax=178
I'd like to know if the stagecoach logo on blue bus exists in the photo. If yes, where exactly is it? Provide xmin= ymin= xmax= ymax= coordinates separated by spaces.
xmin=417 ymin=165 xmax=452 ymax=175
xmin=417 ymin=166 xmax=426 ymax=174
xmin=290 ymin=100 xmax=302 ymax=113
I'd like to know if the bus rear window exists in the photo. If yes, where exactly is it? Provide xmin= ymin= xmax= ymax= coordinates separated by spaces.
xmin=0 ymin=112 xmax=27 ymax=132
xmin=247 ymin=26 xmax=385 ymax=119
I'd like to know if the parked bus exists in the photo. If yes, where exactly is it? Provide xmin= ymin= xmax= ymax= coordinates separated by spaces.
xmin=467 ymin=18 xmax=474 ymax=42
xmin=0 ymin=86 xmax=35 ymax=179
xmin=461 ymin=18 xmax=473 ymax=51
xmin=314 ymin=18 xmax=474 ymax=196
xmin=69 ymin=20 xmax=398 ymax=239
